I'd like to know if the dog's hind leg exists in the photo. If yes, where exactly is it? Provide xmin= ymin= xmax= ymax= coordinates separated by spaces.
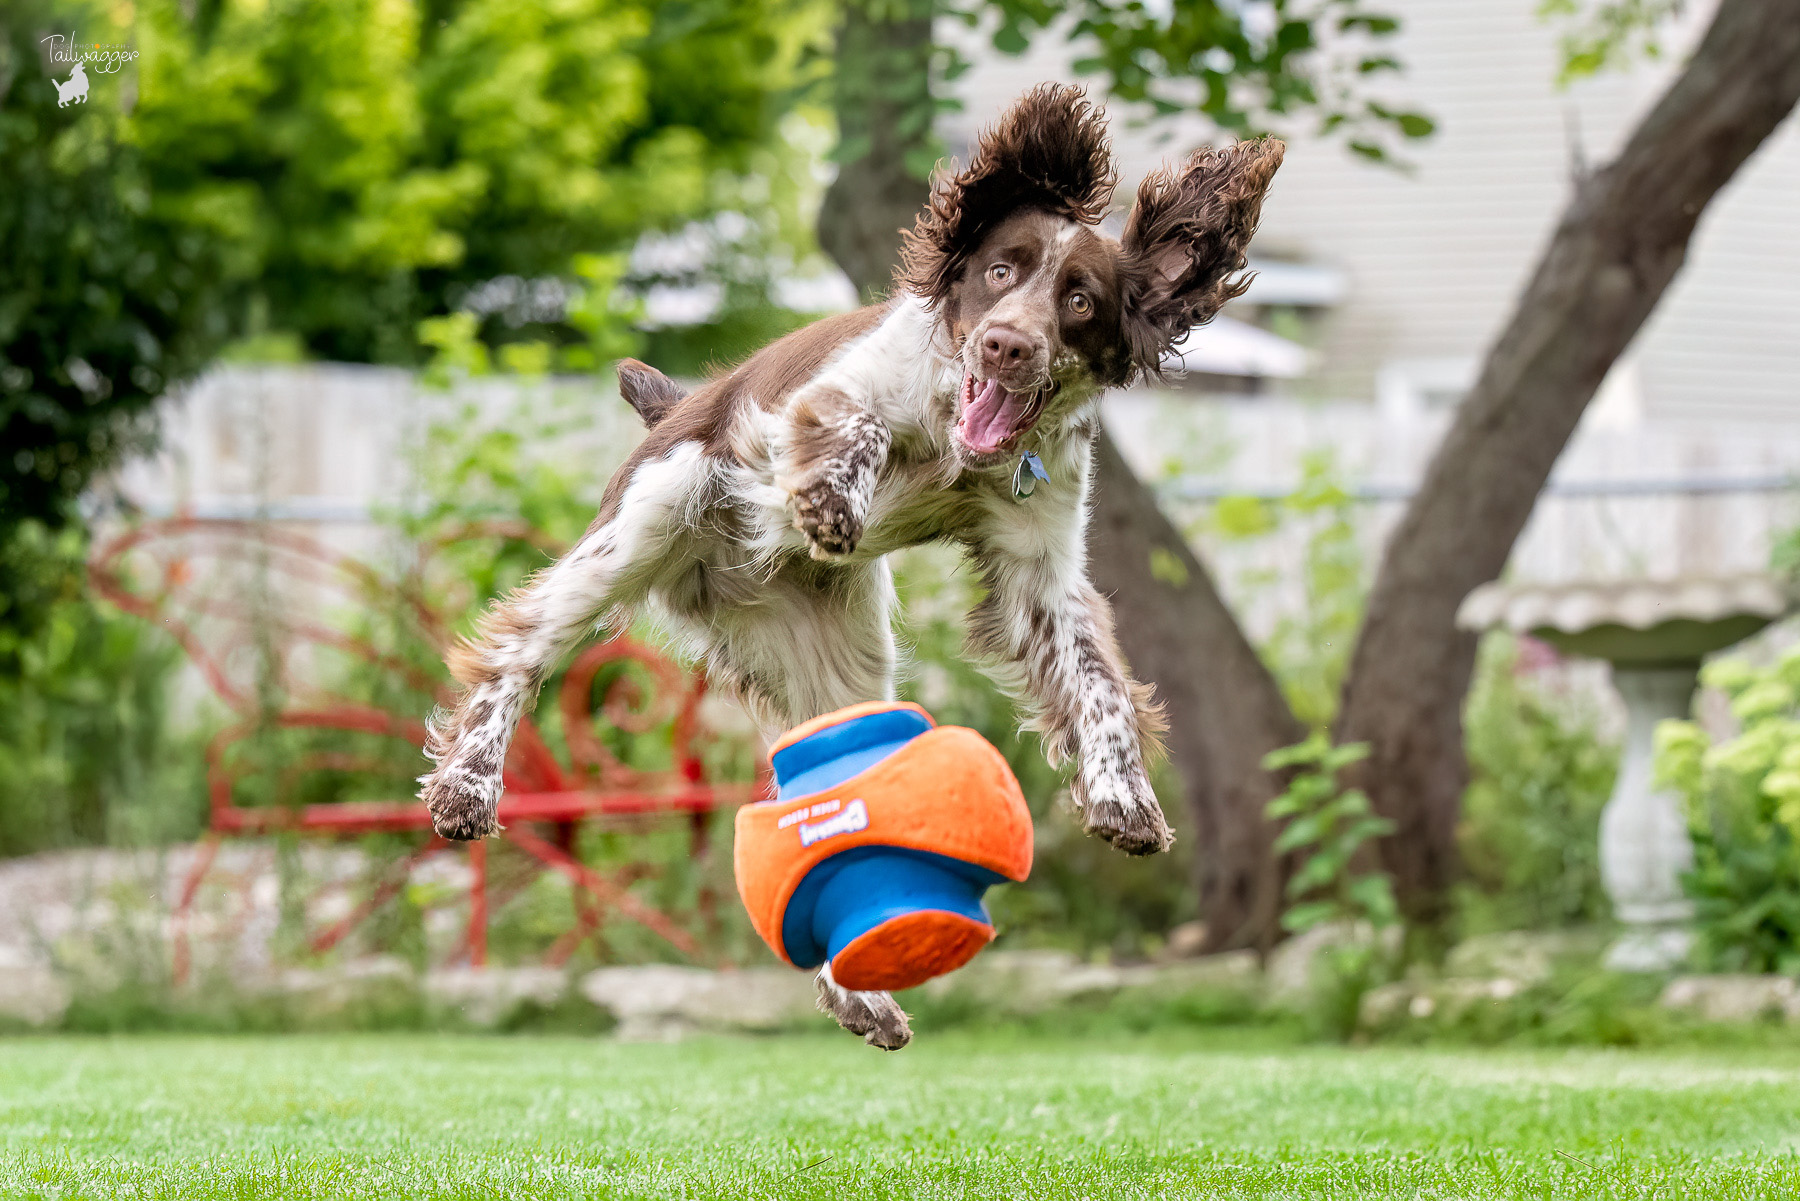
xmin=789 ymin=572 xmax=913 ymax=1049
xmin=815 ymin=962 xmax=911 ymax=1050
xmin=675 ymin=559 xmax=912 ymax=1047
xmin=420 ymin=443 xmax=709 ymax=840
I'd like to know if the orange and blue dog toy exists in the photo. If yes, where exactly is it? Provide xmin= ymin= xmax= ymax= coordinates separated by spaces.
xmin=734 ymin=701 xmax=1033 ymax=992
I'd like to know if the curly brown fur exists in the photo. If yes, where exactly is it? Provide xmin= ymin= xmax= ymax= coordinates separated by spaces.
xmin=1121 ymin=137 xmax=1286 ymax=377
xmin=898 ymin=83 xmax=1118 ymax=307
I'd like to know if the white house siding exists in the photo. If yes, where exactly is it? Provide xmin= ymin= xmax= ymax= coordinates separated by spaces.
xmin=1105 ymin=394 xmax=1800 ymax=641
xmin=109 ymin=370 xmax=1797 ymax=658
xmin=941 ymin=1 xmax=1800 ymax=425
xmin=109 ymin=365 xmax=644 ymax=553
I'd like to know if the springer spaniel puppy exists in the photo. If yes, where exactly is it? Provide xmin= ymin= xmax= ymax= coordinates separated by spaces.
xmin=420 ymin=84 xmax=1283 ymax=1048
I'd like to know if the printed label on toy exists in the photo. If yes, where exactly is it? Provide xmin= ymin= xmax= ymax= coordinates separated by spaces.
xmin=797 ymin=798 xmax=868 ymax=847
xmin=777 ymin=797 xmax=844 ymax=829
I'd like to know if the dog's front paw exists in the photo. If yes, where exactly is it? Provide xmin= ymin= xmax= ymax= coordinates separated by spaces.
xmin=1074 ymin=766 xmax=1172 ymax=856
xmin=815 ymin=972 xmax=912 ymax=1050
xmin=791 ymin=479 xmax=862 ymax=560
xmin=419 ymin=762 xmax=502 ymax=841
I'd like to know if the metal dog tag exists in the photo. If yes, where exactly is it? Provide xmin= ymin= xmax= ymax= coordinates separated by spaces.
xmin=1012 ymin=451 xmax=1049 ymax=500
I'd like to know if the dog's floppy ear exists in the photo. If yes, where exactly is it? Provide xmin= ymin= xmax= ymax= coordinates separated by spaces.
xmin=898 ymin=83 xmax=1116 ymax=307
xmin=616 ymin=358 xmax=686 ymax=429
xmin=1120 ymin=138 xmax=1285 ymax=376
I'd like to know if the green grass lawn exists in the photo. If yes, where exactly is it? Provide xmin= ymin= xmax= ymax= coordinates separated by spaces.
xmin=3 ymin=1031 xmax=1798 ymax=1199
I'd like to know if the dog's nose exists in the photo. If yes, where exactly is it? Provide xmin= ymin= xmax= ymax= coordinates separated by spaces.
xmin=980 ymin=327 xmax=1034 ymax=372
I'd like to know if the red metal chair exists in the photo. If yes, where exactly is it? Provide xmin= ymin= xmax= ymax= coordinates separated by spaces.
xmin=89 ymin=517 xmax=762 ymax=981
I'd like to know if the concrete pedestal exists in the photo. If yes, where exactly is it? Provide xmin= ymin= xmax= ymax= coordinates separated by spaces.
xmin=1458 ymin=574 xmax=1789 ymax=975
xmin=1599 ymin=665 xmax=1698 ymax=972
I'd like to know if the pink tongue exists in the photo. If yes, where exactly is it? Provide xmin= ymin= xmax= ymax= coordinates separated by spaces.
xmin=961 ymin=378 xmax=1032 ymax=454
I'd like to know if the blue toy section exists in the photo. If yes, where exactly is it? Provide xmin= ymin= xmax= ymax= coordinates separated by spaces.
xmin=768 ymin=705 xmax=999 ymax=969
xmin=770 ymin=707 xmax=933 ymax=801
xmin=779 ymin=845 xmax=1002 ymax=968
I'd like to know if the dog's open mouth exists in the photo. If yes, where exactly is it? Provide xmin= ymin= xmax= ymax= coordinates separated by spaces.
xmin=957 ymin=373 xmax=1047 ymax=457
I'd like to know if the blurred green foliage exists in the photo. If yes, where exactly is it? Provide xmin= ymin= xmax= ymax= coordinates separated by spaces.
xmin=1262 ymin=734 xmax=1398 ymax=1039
xmin=1265 ymin=458 xmax=1363 ymax=728
xmin=826 ymin=0 xmax=1438 ymax=187
xmin=1657 ymin=650 xmax=1800 ymax=975
xmin=1772 ymin=519 xmax=1800 ymax=586
xmin=1538 ymin=0 xmax=1687 ymax=85
xmin=2 ymin=0 xmax=821 ymax=539
xmin=1206 ymin=452 xmax=1366 ymax=729
xmin=1456 ymin=634 xmax=1615 ymax=936
xmin=0 ymin=521 xmax=206 ymax=857
xmin=0 ymin=0 xmax=234 ymax=533
xmin=961 ymin=0 xmax=1434 ymax=163
xmin=131 ymin=0 xmax=819 ymax=364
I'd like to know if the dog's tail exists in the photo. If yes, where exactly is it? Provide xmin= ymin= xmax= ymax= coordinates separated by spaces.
xmin=616 ymin=359 xmax=686 ymax=429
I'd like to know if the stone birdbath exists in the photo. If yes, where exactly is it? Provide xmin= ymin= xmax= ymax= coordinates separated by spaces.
xmin=1458 ymin=574 xmax=1790 ymax=972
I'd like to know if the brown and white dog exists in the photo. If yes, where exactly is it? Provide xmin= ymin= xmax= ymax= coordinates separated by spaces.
xmin=419 ymin=85 xmax=1282 ymax=1049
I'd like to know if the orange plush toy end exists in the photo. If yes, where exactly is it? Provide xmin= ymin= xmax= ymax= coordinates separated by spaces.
xmin=734 ymin=702 xmax=1033 ymax=992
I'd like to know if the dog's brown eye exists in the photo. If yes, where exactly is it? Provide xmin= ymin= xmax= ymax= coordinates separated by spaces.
xmin=1068 ymin=292 xmax=1091 ymax=316
xmin=989 ymin=263 xmax=1012 ymax=285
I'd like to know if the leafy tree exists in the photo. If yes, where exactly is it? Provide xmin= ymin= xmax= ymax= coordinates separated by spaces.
xmin=0 ymin=0 xmax=232 ymax=533
xmin=2 ymin=0 xmax=816 ymax=537
xmin=1330 ymin=0 xmax=1799 ymax=936
xmin=132 ymin=0 xmax=814 ymax=363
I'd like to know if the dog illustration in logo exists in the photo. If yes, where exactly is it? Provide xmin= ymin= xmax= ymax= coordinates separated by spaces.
xmin=54 ymin=62 xmax=89 ymax=107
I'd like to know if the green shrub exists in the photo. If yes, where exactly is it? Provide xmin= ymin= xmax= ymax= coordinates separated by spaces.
xmin=0 ymin=521 xmax=206 ymax=856
xmin=1199 ymin=451 xmax=1365 ymax=729
xmin=1263 ymin=734 xmax=1399 ymax=1040
xmin=1456 ymin=634 xmax=1615 ymax=935
xmin=1656 ymin=651 xmax=1800 ymax=975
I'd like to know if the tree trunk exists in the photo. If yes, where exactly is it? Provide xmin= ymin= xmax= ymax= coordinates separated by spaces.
xmin=817 ymin=1 xmax=935 ymax=302
xmin=1086 ymin=434 xmax=1306 ymax=951
xmin=1333 ymin=0 xmax=1800 ymax=928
